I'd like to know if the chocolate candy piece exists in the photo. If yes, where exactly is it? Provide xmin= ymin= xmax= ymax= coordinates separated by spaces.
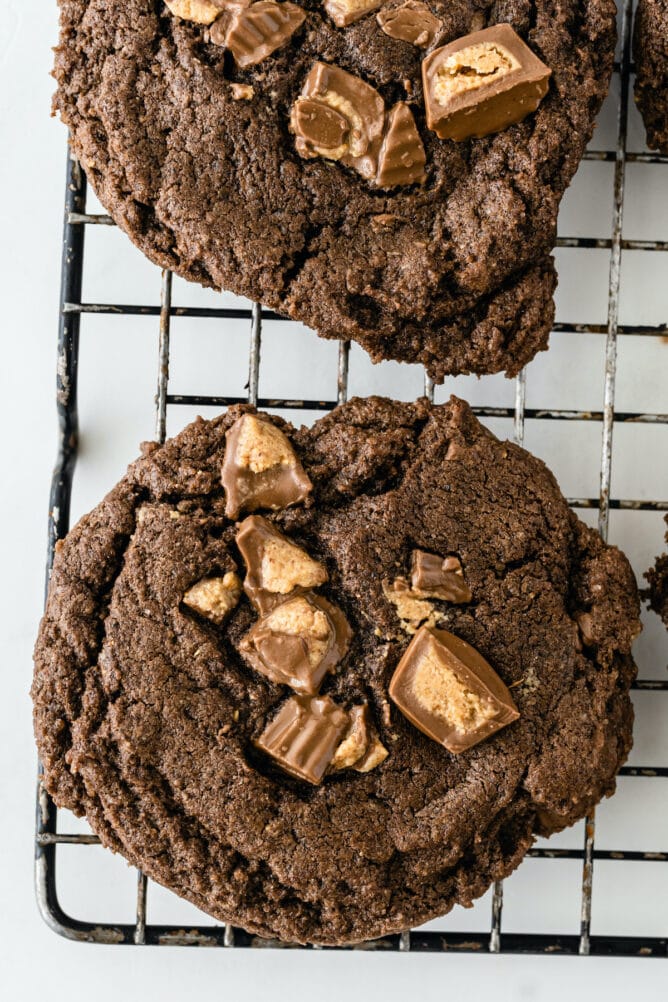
xmin=410 ymin=549 xmax=472 ymax=603
xmin=255 ymin=695 xmax=349 ymax=784
xmin=376 ymin=101 xmax=426 ymax=188
xmin=222 ymin=413 xmax=312 ymax=519
xmin=218 ymin=1 xmax=305 ymax=67
xmin=236 ymin=515 xmax=328 ymax=613
xmin=331 ymin=704 xmax=371 ymax=769
xmin=240 ymin=592 xmax=352 ymax=693
xmin=354 ymin=733 xmax=389 ymax=772
xmin=383 ymin=577 xmax=438 ymax=633
xmin=290 ymin=62 xmax=385 ymax=181
xmin=422 ymin=24 xmax=551 ymax=141
xmin=330 ymin=703 xmax=388 ymax=772
xmin=324 ymin=0 xmax=382 ymax=28
xmin=376 ymin=1 xmax=442 ymax=49
xmin=389 ymin=626 xmax=519 ymax=753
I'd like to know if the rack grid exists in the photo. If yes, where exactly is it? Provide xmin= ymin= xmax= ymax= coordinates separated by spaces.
xmin=35 ymin=0 xmax=667 ymax=956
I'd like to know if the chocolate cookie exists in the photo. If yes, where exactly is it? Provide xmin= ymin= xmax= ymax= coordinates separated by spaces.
xmin=52 ymin=1 xmax=616 ymax=380
xmin=644 ymin=515 xmax=668 ymax=626
xmin=633 ymin=0 xmax=668 ymax=153
xmin=33 ymin=398 xmax=640 ymax=945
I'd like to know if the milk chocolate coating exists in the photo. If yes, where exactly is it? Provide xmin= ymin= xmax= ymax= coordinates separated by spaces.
xmin=376 ymin=1 xmax=442 ymax=49
xmin=292 ymin=98 xmax=349 ymax=151
xmin=376 ymin=102 xmax=426 ymax=188
xmin=240 ymin=592 xmax=352 ymax=694
xmin=255 ymin=695 xmax=349 ymax=784
xmin=422 ymin=24 xmax=552 ymax=141
xmin=221 ymin=413 xmax=312 ymax=519
xmin=221 ymin=1 xmax=305 ymax=67
xmin=236 ymin=514 xmax=328 ymax=613
xmin=410 ymin=549 xmax=473 ymax=603
xmin=389 ymin=626 xmax=519 ymax=753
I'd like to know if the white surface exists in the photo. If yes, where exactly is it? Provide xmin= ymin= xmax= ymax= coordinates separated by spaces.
xmin=0 ymin=3 xmax=666 ymax=999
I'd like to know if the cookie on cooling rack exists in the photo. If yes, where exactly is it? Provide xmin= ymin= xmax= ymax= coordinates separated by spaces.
xmin=52 ymin=0 xmax=616 ymax=380
xmin=33 ymin=397 xmax=641 ymax=945
xmin=644 ymin=515 xmax=668 ymax=626
xmin=633 ymin=0 xmax=668 ymax=153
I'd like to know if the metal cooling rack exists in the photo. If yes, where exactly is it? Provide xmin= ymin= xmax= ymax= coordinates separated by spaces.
xmin=35 ymin=0 xmax=668 ymax=955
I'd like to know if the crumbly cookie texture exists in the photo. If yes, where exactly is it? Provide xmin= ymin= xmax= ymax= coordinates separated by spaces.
xmin=633 ymin=0 xmax=668 ymax=153
xmin=33 ymin=397 xmax=640 ymax=945
xmin=644 ymin=515 xmax=668 ymax=626
xmin=52 ymin=0 xmax=616 ymax=379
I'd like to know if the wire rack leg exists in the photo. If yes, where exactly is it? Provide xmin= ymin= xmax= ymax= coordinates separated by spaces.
xmin=155 ymin=270 xmax=172 ymax=444
xmin=578 ymin=0 xmax=633 ymax=956
xmin=248 ymin=302 xmax=262 ymax=405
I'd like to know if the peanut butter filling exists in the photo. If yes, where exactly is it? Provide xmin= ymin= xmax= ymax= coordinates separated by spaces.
xmin=432 ymin=43 xmax=520 ymax=104
xmin=413 ymin=644 xmax=497 ymax=731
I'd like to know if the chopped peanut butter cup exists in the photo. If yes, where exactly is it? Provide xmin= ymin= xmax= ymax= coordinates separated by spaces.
xmin=376 ymin=102 xmax=426 ymax=188
xmin=324 ymin=0 xmax=382 ymax=28
xmin=376 ymin=1 xmax=442 ymax=49
xmin=239 ymin=592 xmax=351 ymax=694
xmin=331 ymin=704 xmax=388 ymax=772
xmin=182 ymin=571 xmax=243 ymax=624
xmin=222 ymin=413 xmax=312 ymax=519
xmin=410 ymin=549 xmax=473 ymax=603
xmin=218 ymin=1 xmax=305 ymax=67
xmin=291 ymin=62 xmax=425 ymax=188
xmin=236 ymin=515 xmax=328 ymax=613
xmin=166 ymin=0 xmax=223 ymax=24
xmin=255 ymin=695 xmax=349 ymax=783
xmin=389 ymin=626 xmax=519 ymax=753
xmin=422 ymin=24 xmax=551 ymax=141
xmin=290 ymin=62 xmax=386 ymax=180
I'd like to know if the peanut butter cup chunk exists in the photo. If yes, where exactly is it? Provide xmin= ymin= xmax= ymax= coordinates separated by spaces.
xmin=221 ymin=1 xmax=305 ymax=68
xmin=422 ymin=24 xmax=551 ymax=141
xmin=222 ymin=413 xmax=312 ymax=518
xmin=290 ymin=62 xmax=385 ymax=180
xmin=389 ymin=626 xmax=519 ymax=753
xmin=410 ymin=549 xmax=473 ymax=603
xmin=240 ymin=592 xmax=351 ymax=693
xmin=165 ymin=0 xmax=222 ymax=24
xmin=376 ymin=1 xmax=442 ymax=49
xmin=182 ymin=571 xmax=243 ymax=624
xmin=324 ymin=0 xmax=382 ymax=28
xmin=376 ymin=101 xmax=426 ymax=189
xmin=256 ymin=694 xmax=349 ymax=783
xmin=236 ymin=514 xmax=327 ymax=612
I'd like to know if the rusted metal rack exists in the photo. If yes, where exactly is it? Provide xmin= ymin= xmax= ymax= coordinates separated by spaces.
xmin=35 ymin=0 xmax=667 ymax=955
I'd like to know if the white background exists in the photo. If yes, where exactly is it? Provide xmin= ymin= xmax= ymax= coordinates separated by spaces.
xmin=1 ymin=2 xmax=666 ymax=999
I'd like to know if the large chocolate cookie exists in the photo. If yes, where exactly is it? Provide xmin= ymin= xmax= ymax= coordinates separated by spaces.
xmin=634 ymin=0 xmax=668 ymax=154
xmin=33 ymin=398 xmax=640 ymax=944
xmin=53 ymin=0 xmax=616 ymax=379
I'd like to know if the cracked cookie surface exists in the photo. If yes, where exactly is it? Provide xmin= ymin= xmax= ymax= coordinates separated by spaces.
xmin=33 ymin=397 xmax=640 ymax=944
xmin=53 ymin=0 xmax=615 ymax=379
